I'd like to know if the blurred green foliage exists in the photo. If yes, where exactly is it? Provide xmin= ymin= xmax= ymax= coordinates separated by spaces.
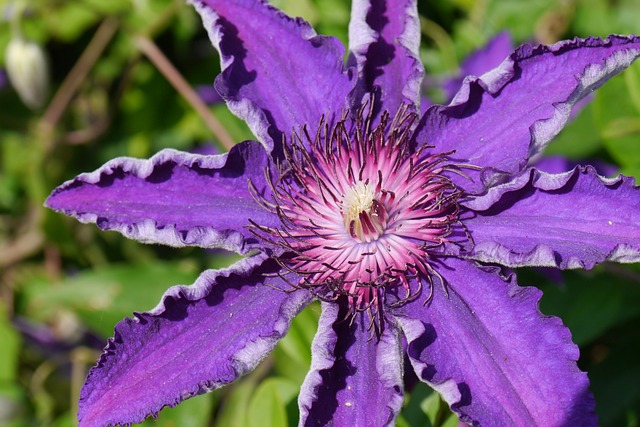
xmin=0 ymin=0 xmax=639 ymax=426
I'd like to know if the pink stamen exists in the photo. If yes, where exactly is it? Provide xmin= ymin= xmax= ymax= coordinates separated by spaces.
xmin=252 ymin=104 xmax=461 ymax=327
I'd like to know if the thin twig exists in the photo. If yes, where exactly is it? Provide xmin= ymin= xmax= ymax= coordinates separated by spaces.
xmin=39 ymin=17 xmax=119 ymax=138
xmin=0 ymin=205 xmax=43 ymax=268
xmin=420 ymin=17 xmax=458 ymax=71
xmin=64 ymin=116 xmax=111 ymax=145
xmin=133 ymin=35 xmax=235 ymax=151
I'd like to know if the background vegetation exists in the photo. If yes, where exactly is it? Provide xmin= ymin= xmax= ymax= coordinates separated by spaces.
xmin=1 ymin=0 xmax=639 ymax=426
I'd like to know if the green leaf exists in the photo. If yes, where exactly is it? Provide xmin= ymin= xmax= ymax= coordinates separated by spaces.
xmin=601 ymin=117 xmax=640 ymax=140
xmin=211 ymin=104 xmax=254 ymax=144
xmin=535 ymin=268 xmax=640 ymax=346
xmin=275 ymin=302 xmax=319 ymax=365
xmin=271 ymin=0 xmax=318 ymax=25
xmin=545 ymin=104 xmax=603 ymax=159
xmin=314 ymin=0 xmax=350 ymax=46
xmin=21 ymin=261 xmax=200 ymax=337
xmin=140 ymin=392 xmax=218 ymax=427
xmin=595 ymin=64 xmax=640 ymax=167
xmin=272 ymin=302 xmax=319 ymax=383
xmin=420 ymin=390 xmax=442 ymax=423
xmin=401 ymin=382 xmax=434 ymax=427
xmin=215 ymin=379 xmax=258 ymax=427
xmin=395 ymin=415 xmax=411 ymax=427
xmin=82 ymin=0 xmax=130 ymax=15
xmin=399 ymin=381 xmax=457 ymax=427
xmin=572 ymin=0 xmax=615 ymax=37
xmin=415 ymin=385 xmax=458 ymax=427
xmin=440 ymin=412 xmax=460 ymax=427
xmin=625 ymin=61 xmax=640 ymax=115
xmin=52 ymin=412 xmax=76 ymax=427
xmin=573 ymin=0 xmax=640 ymax=36
xmin=0 ymin=384 xmax=28 ymax=427
xmin=586 ymin=319 xmax=640 ymax=426
xmin=485 ymin=0 xmax=556 ymax=41
xmin=620 ymin=165 xmax=640 ymax=181
xmin=247 ymin=378 xmax=298 ymax=427
xmin=0 ymin=307 xmax=25 ymax=427
xmin=0 ymin=305 xmax=20 ymax=383
xmin=44 ymin=3 xmax=100 ymax=42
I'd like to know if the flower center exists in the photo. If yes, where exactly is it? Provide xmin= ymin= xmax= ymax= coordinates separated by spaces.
xmin=249 ymin=104 xmax=461 ymax=324
xmin=341 ymin=182 xmax=387 ymax=242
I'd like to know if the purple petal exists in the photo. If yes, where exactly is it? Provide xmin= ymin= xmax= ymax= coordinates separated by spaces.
xmin=45 ymin=142 xmax=278 ymax=253
xmin=299 ymin=302 xmax=404 ymax=426
xmin=394 ymin=258 xmax=595 ymax=426
xmin=196 ymin=84 xmax=223 ymax=105
xmin=348 ymin=0 xmax=422 ymax=113
xmin=419 ymin=35 xmax=640 ymax=194
xmin=78 ymin=254 xmax=312 ymax=427
xmin=419 ymin=94 xmax=432 ymax=115
xmin=190 ymin=142 xmax=221 ymax=156
xmin=460 ymin=166 xmax=640 ymax=269
xmin=458 ymin=32 xmax=514 ymax=81
xmin=443 ymin=31 xmax=514 ymax=102
xmin=190 ymin=0 xmax=356 ymax=152
xmin=533 ymin=155 xmax=618 ymax=177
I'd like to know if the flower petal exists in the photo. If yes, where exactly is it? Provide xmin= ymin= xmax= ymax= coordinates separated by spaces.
xmin=394 ymin=258 xmax=595 ymax=426
xmin=78 ymin=254 xmax=312 ymax=427
xmin=189 ymin=0 xmax=356 ymax=152
xmin=45 ymin=142 xmax=277 ymax=253
xmin=460 ymin=166 xmax=640 ymax=269
xmin=419 ymin=35 xmax=640 ymax=194
xmin=299 ymin=302 xmax=404 ymax=427
xmin=532 ymin=155 xmax=618 ymax=177
xmin=348 ymin=0 xmax=422 ymax=113
xmin=443 ymin=31 xmax=514 ymax=102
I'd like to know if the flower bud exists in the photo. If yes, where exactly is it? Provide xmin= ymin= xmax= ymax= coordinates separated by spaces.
xmin=5 ymin=36 xmax=50 ymax=109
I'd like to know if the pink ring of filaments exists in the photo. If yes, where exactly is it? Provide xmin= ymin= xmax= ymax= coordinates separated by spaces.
xmin=252 ymin=105 xmax=459 ymax=322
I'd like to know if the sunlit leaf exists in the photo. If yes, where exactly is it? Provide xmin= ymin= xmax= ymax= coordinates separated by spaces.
xmin=45 ymin=3 xmax=99 ymax=42
xmin=401 ymin=382 xmax=434 ymax=427
xmin=21 ymin=261 xmax=200 ymax=337
xmin=0 ymin=306 xmax=20 ymax=382
xmin=271 ymin=0 xmax=318 ymax=25
xmin=140 ymin=392 xmax=218 ymax=427
xmin=596 ymin=63 xmax=640 ymax=167
xmin=247 ymin=378 xmax=298 ymax=427
xmin=215 ymin=379 xmax=257 ymax=427
xmin=545 ymin=103 xmax=602 ymax=159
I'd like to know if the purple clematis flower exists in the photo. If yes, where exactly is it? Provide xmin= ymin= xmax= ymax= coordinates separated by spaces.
xmin=45 ymin=0 xmax=640 ymax=426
